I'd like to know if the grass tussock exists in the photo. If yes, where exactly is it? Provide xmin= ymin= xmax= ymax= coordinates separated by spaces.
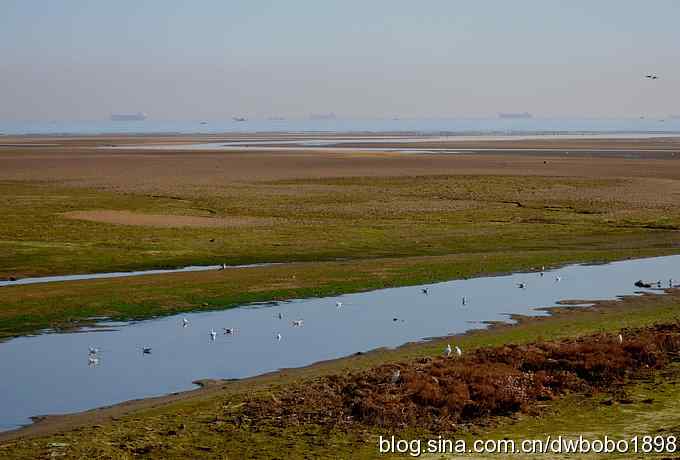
xmin=239 ymin=324 xmax=680 ymax=432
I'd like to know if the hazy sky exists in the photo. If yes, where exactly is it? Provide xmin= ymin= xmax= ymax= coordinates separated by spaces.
xmin=1 ymin=0 xmax=678 ymax=120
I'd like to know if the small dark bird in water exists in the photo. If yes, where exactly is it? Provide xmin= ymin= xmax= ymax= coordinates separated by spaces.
xmin=421 ymin=287 xmax=429 ymax=295
xmin=645 ymin=74 xmax=659 ymax=80
xmin=634 ymin=280 xmax=652 ymax=288
xmin=142 ymin=347 xmax=152 ymax=354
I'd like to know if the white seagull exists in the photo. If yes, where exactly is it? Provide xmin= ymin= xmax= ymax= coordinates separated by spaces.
xmin=88 ymin=356 xmax=99 ymax=366
xmin=617 ymin=334 xmax=623 ymax=344
xmin=210 ymin=329 xmax=217 ymax=341
xmin=555 ymin=276 xmax=562 ymax=283
xmin=182 ymin=318 xmax=189 ymax=327
xmin=291 ymin=319 xmax=304 ymax=327
xmin=445 ymin=344 xmax=452 ymax=357
xmin=391 ymin=369 xmax=401 ymax=384
xmin=276 ymin=333 xmax=282 ymax=341
xmin=455 ymin=346 xmax=463 ymax=357
xmin=336 ymin=301 xmax=343 ymax=309
xmin=88 ymin=347 xmax=99 ymax=355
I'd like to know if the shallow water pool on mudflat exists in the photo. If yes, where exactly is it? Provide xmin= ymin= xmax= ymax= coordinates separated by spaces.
xmin=0 ymin=255 xmax=678 ymax=431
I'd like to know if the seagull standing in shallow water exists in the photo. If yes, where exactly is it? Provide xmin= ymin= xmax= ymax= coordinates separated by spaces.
xmin=336 ymin=301 xmax=343 ymax=309
xmin=182 ymin=318 xmax=189 ymax=327
xmin=210 ymin=329 xmax=217 ymax=341
xmin=276 ymin=333 xmax=282 ymax=341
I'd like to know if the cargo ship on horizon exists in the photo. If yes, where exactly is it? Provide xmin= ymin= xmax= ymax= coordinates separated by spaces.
xmin=498 ymin=112 xmax=533 ymax=119
xmin=110 ymin=112 xmax=147 ymax=121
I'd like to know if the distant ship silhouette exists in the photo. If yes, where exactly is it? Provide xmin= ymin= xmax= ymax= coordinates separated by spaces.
xmin=498 ymin=112 xmax=532 ymax=119
xmin=110 ymin=112 xmax=147 ymax=121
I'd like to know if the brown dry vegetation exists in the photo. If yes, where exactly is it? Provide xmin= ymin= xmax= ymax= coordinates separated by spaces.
xmin=240 ymin=324 xmax=680 ymax=433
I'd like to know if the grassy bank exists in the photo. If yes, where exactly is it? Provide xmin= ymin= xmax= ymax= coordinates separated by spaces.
xmin=1 ymin=246 xmax=677 ymax=340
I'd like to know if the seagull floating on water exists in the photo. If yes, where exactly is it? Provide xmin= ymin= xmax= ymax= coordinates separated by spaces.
xmin=142 ymin=347 xmax=152 ymax=354
xmin=517 ymin=282 xmax=527 ymax=289
xmin=277 ymin=312 xmax=283 ymax=320
xmin=223 ymin=327 xmax=237 ymax=335
xmin=276 ymin=333 xmax=282 ymax=341
xmin=210 ymin=329 xmax=217 ymax=341
xmin=421 ymin=287 xmax=429 ymax=295
xmin=182 ymin=318 xmax=189 ymax=327
xmin=291 ymin=319 xmax=304 ymax=327
xmin=88 ymin=356 xmax=99 ymax=366
xmin=88 ymin=347 xmax=99 ymax=355
xmin=555 ymin=276 xmax=562 ymax=283
xmin=336 ymin=301 xmax=343 ymax=309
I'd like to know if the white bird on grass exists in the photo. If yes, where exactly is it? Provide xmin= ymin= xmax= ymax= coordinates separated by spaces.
xmin=391 ymin=369 xmax=401 ymax=384
xmin=454 ymin=346 xmax=463 ymax=357
xmin=617 ymin=334 xmax=623 ymax=344
xmin=445 ymin=344 xmax=452 ymax=357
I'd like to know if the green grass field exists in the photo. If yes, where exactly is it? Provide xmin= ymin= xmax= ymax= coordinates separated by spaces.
xmin=1 ymin=175 xmax=679 ymax=339
xmin=1 ymin=168 xmax=680 ymax=458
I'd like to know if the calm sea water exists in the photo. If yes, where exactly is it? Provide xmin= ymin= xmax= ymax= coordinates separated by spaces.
xmin=2 ymin=117 xmax=680 ymax=136
xmin=0 ymin=255 xmax=677 ymax=432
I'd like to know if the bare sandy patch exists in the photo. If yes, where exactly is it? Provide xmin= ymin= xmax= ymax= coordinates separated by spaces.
xmin=61 ymin=210 xmax=276 ymax=228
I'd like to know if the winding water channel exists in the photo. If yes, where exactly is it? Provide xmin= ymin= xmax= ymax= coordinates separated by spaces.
xmin=0 ymin=255 xmax=678 ymax=432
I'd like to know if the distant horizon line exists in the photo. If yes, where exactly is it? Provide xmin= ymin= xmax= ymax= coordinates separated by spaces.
xmin=2 ymin=115 xmax=680 ymax=123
